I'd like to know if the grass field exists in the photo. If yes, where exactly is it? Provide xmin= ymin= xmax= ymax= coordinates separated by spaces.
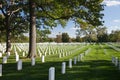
xmin=0 ymin=43 xmax=120 ymax=80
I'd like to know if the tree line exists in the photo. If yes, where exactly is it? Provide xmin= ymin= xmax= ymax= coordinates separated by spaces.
xmin=54 ymin=27 xmax=120 ymax=43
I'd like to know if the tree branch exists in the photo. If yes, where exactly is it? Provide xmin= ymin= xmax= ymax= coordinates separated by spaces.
xmin=10 ymin=8 xmax=22 ymax=17
xmin=12 ymin=8 xmax=22 ymax=14
xmin=9 ymin=7 xmax=22 ymax=20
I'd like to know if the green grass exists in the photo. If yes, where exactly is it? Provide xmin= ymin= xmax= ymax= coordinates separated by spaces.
xmin=0 ymin=43 xmax=120 ymax=80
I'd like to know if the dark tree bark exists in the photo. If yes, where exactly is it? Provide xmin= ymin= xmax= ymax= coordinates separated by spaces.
xmin=5 ymin=15 xmax=11 ymax=53
xmin=27 ymin=0 xmax=36 ymax=58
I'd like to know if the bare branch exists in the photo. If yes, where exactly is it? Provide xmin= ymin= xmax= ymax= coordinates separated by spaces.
xmin=12 ymin=8 xmax=22 ymax=14
xmin=9 ymin=7 xmax=22 ymax=19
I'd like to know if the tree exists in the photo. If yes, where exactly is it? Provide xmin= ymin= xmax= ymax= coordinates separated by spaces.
xmin=96 ymin=26 xmax=108 ymax=42
xmin=108 ymin=30 xmax=120 ymax=42
xmin=0 ymin=0 xmax=28 ymax=53
xmin=27 ymin=0 xmax=37 ymax=58
xmin=36 ymin=29 xmax=51 ymax=42
xmin=28 ymin=0 xmax=104 ymax=57
xmin=62 ymin=33 xmax=70 ymax=42
xmin=0 ymin=14 xmax=6 ymax=42
xmin=56 ymin=32 xmax=62 ymax=43
xmin=76 ymin=36 xmax=81 ymax=42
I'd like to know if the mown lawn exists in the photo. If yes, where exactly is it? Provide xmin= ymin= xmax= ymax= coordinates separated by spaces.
xmin=0 ymin=43 xmax=120 ymax=80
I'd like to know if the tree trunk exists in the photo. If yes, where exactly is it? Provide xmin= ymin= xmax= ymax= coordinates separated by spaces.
xmin=27 ymin=0 xmax=36 ymax=58
xmin=6 ymin=16 xmax=11 ymax=53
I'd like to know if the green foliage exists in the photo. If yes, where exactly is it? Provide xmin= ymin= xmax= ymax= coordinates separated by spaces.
xmin=0 ymin=0 xmax=29 ymax=41
xmin=62 ymin=33 xmax=70 ymax=42
xmin=76 ymin=36 xmax=81 ymax=42
xmin=108 ymin=30 xmax=120 ymax=42
xmin=96 ymin=26 xmax=108 ymax=42
xmin=36 ymin=29 xmax=51 ymax=42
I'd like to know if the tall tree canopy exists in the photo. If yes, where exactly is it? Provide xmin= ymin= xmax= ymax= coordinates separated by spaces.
xmin=62 ymin=33 xmax=70 ymax=42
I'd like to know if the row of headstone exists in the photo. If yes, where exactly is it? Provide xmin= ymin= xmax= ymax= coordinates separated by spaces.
xmin=48 ymin=59 xmax=72 ymax=80
xmin=108 ymin=44 xmax=120 ymax=52
xmin=0 ymin=43 xmax=87 ymax=78
xmin=48 ymin=49 xmax=88 ymax=80
xmin=58 ymin=52 xmax=71 ymax=58
xmin=58 ymin=45 xmax=87 ymax=59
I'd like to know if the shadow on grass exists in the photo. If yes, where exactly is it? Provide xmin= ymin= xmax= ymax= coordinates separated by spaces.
xmin=0 ymin=60 xmax=120 ymax=80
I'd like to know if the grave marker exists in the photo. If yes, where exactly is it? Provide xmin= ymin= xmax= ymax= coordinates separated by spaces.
xmin=49 ymin=67 xmax=55 ymax=80
xmin=17 ymin=60 xmax=22 ymax=71
xmin=7 ymin=52 xmax=10 ymax=58
xmin=69 ymin=59 xmax=72 ymax=68
xmin=16 ymin=55 xmax=19 ymax=62
xmin=42 ymin=55 xmax=45 ymax=63
xmin=61 ymin=62 xmax=66 ymax=74
xmin=3 ymin=56 xmax=7 ymax=64
xmin=31 ymin=58 xmax=35 ymax=66
xmin=0 ymin=52 xmax=2 ymax=58
xmin=22 ymin=52 xmax=25 ymax=57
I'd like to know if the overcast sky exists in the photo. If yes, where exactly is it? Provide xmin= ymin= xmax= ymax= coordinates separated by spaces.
xmin=49 ymin=0 xmax=120 ymax=38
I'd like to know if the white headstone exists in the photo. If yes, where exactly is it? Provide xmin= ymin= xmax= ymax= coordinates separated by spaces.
xmin=3 ymin=56 xmax=7 ymax=64
xmin=69 ymin=59 xmax=72 ymax=68
xmin=17 ymin=60 xmax=22 ymax=71
xmin=49 ymin=67 xmax=55 ymax=80
xmin=31 ymin=58 xmax=35 ymax=66
xmin=2 ymin=50 xmax=5 ymax=54
xmin=0 ymin=52 xmax=2 ymax=58
xmin=42 ymin=55 xmax=45 ymax=63
xmin=0 ymin=64 xmax=2 ymax=77
xmin=115 ymin=57 xmax=118 ymax=66
xmin=74 ymin=57 xmax=77 ymax=64
xmin=16 ymin=55 xmax=19 ymax=62
xmin=7 ymin=52 xmax=10 ymax=58
xmin=61 ymin=62 xmax=66 ymax=74
xmin=22 ymin=52 xmax=25 ymax=57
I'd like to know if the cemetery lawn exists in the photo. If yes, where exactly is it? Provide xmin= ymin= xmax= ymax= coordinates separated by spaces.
xmin=0 ymin=43 xmax=120 ymax=80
